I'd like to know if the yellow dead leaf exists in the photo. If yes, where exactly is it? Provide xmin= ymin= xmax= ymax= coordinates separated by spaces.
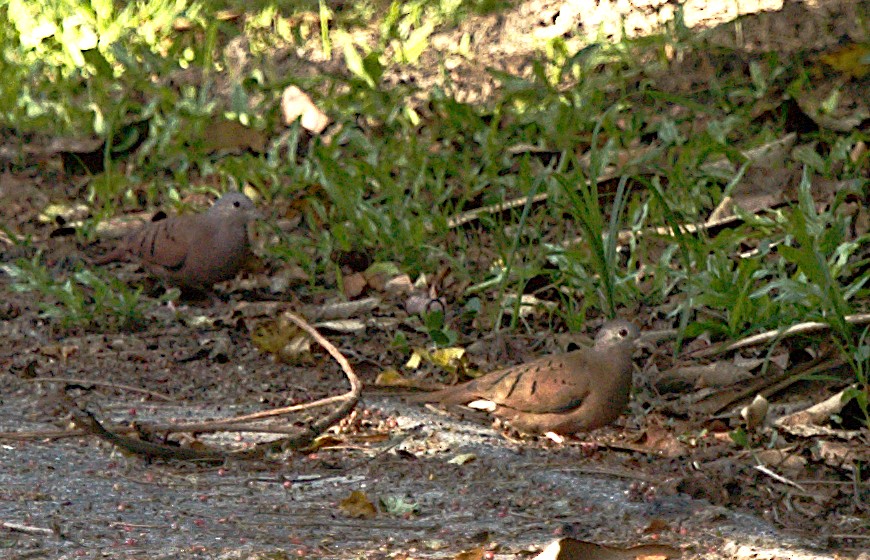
xmin=447 ymin=453 xmax=477 ymax=465
xmin=374 ymin=368 xmax=407 ymax=387
xmin=374 ymin=368 xmax=444 ymax=391
xmin=430 ymin=347 xmax=466 ymax=370
xmin=406 ymin=348 xmax=428 ymax=369
xmin=339 ymin=490 xmax=377 ymax=519
xmin=303 ymin=435 xmax=345 ymax=452
xmin=39 ymin=203 xmax=89 ymax=224
xmin=251 ymin=319 xmax=297 ymax=354
xmin=251 ymin=318 xmax=311 ymax=364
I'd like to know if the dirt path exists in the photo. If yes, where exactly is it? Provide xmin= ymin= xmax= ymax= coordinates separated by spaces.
xmin=0 ymin=395 xmax=840 ymax=559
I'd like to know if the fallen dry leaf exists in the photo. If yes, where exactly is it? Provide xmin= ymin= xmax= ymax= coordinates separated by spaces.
xmin=202 ymin=119 xmax=267 ymax=154
xmin=343 ymin=271 xmax=368 ymax=299
xmin=374 ymin=368 xmax=434 ymax=390
xmin=339 ymin=490 xmax=377 ymax=519
xmin=281 ymin=85 xmax=330 ymax=133
xmin=532 ymin=537 xmax=680 ymax=560
xmin=250 ymin=318 xmax=311 ymax=364
xmin=740 ymin=394 xmax=769 ymax=430
xmin=453 ymin=546 xmax=485 ymax=560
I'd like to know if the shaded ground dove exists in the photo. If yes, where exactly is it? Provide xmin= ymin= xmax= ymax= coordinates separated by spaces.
xmin=413 ymin=319 xmax=640 ymax=435
xmin=95 ymin=192 xmax=258 ymax=291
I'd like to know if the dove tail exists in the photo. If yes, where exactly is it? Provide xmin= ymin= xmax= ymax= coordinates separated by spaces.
xmin=92 ymin=247 xmax=128 ymax=265
xmin=407 ymin=385 xmax=474 ymax=406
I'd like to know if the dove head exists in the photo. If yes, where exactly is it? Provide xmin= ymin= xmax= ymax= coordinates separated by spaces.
xmin=209 ymin=192 xmax=260 ymax=221
xmin=593 ymin=319 xmax=640 ymax=349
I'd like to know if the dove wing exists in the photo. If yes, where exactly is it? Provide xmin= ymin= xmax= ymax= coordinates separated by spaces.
xmin=127 ymin=215 xmax=203 ymax=272
xmin=473 ymin=351 xmax=593 ymax=414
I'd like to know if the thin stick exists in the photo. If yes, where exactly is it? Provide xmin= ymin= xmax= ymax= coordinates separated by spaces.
xmin=24 ymin=377 xmax=175 ymax=401
xmin=687 ymin=313 xmax=870 ymax=359
xmin=147 ymin=422 xmax=323 ymax=435
xmin=754 ymin=464 xmax=807 ymax=492
xmin=0 ymin=429 xmax=85 ymax=441
xmin=1 ymin=521 xmax=56 ymax=536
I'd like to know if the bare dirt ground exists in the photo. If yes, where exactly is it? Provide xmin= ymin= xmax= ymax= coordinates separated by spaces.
xmin=0 ymin=328 xmax=857 ymax=560
xmin=1 ymin=1 xmax=868 ymax=559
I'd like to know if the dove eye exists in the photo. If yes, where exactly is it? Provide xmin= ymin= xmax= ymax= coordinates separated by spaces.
xmin=619 ymin=328 xmax=628 ymax=337
xmin=233 ymin=201 xmax=241 ymax=208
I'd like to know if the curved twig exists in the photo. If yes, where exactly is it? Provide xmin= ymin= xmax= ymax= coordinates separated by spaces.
xmin=64 ymin=311 xmax=361 ymax=460
xmin=165 ymin=311 xmax=361 ymax=430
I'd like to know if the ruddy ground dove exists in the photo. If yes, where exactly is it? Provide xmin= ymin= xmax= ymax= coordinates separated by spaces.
xmin=95 ymin=192 xmax=258 ymax=291
xmin=413 ymin=319 xmax=640 ymax=435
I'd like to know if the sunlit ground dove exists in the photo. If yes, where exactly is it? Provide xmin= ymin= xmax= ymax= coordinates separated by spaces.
xmin=94 ymin=192 xmax=258 ymax=291
xmin=413 ymin=319 xmax=640 ymax=436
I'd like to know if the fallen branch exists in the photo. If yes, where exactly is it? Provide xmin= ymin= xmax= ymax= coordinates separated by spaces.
xmin=157 ymin=311 xmax=361 ymax=441
xmin=687 ymin=313 xmax=870 ymax=359
xmin=0 ymin=428 xmax=85 ymax=441
xmin=64 ymin=311 xmax=361 ymax=460
xmin=69 ymin=406 xmax=230 ymax=462
xmin=1 ymin=520 xmax=56 ymax=536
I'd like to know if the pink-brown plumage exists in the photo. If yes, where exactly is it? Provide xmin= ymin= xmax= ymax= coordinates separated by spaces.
xmin=414 ymin=320 xmax=639 ymax=435
xmin=95 ymin=192 xmax=257 ymax=291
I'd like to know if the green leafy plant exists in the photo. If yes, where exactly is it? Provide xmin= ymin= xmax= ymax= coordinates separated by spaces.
xmin=2 ymin=256 xmax=145 ymax=331
xmin=422 ymin=309 xmax=458 ymax=347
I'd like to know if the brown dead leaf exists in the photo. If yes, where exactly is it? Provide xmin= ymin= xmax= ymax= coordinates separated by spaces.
xmin=726 ymin=166 xmax=800 ymax=215
xmin=642 ymin=518 xmax=671 ymax=534
xmin=339 ymin=490 xmax=377 ymax=519
xmin=39 ymin=344 xmax=78 ymax=363
xmin=816 ymin=439 xmax=870 ymax=472
xmin=201 ymin=119 xmax=267 ymax=154
xmin=453 ymin=546 xmax=485 ymax=560
xmin=385 ymin=274 xmax=413 ymax=295
xmin=632 ymin=422 xmax=686 ymax=458
xmin=343 ymin=272 xmax=368 ymax=299
xmin=404 ymin=293 xmax=442 ymax=315
xmin=533 ymin=537 xmax=680 ymax=560
xmin=363 ymin=262 xmax=402 ymax=293
xmin=776 ymin=384 xmax=859 ymax=432
xmin=819 ymin=43 xmax=870 ymax=79
xmin=753 ymin=448 xmax=806 ymax=475
xmin=740 ymin=394 xmax=769 ymax=430
xmin=675 ymin=473 xmax=729 ymax=505
xmin=794 ymin=83 xmax=869 ymax=132
xmin=267 ymin=264 xmax=310 ymax=293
